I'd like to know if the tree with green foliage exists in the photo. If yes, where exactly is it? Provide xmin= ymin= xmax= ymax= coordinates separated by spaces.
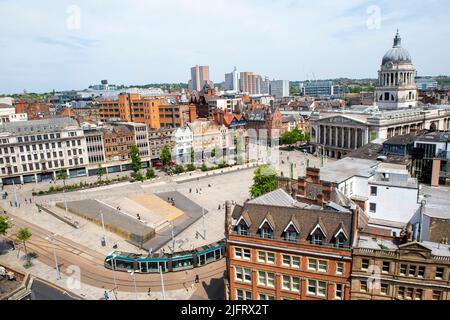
xmin=97 ymin=164 xmax=104 ymax=181
xmin=186 ymin=163 xmax=196 ymax=172
xmin=211 ymin=145 xmax=222 ymax=163
xmin=174 ymin=165 xmax=185 ymax=174
xmin=146 ymin=168 xmax=156 ymax=179
xmin=0 ymin=216 xmax=11 ymax=236
xmin=304 ymin=132 xmax=311 ymax=142
xmin=280 ymin=128 xmax=305 ymax=146
xmin=250 ymin=165 xmax=277 ymax=198
xmin=190 ymin=148 xmax=195 ymax=164
xmin=201 ymin=163 xmax=209 ymax=172
xmin=16 ymin=228 xmax=32 ymax=262
xmin=234 ymin=136 xmax=244 ymax=164
xmin=56 ymin=170 xmax=68 ymax=188
xmin=130 ymin=145 xmax=142 ymax=174
xmin=161 ymin=145 xmax=172 ymax=166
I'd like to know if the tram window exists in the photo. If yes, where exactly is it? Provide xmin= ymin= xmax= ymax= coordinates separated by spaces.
xmin=215 ymin=250 xmax=222 ymax=260
xmin=197 ymin=255 xmax=206 ymax=266
xmin=159 ymin=262 xmax=167 ymax=272
xmin=105 ymin=259 xmax=113 ymax=268
xmin=140 ymin=262 xmax=148 ymax=273
xmin=115 ymin=259 xmax=133 ymax=270
xmin=173 ymin=258 xmax=193 ymax=269
xmin=148 ymin=262 xmax=159 ymax=271
xmin=206 ymin=251 xmax=215 ymax=263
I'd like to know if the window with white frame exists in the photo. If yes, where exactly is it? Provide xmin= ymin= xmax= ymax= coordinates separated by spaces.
xmin=336 ymin=262 xmax=344 ymax=275
xmin=282 ymin=275 xmax=300 ymax=293
xmin=234 ymin=247 xmax=251 ymax=260
xmin=236 ymin=289 xmax=252 ymax=300
xmin=258 ymin=293 xmax=275 ymax=300
xmin=308 ymin=259 xmax=317 ymax=270
xmin=257 ymin=271 xmax=275 ymax=288
xmin=307 ymin=279 xmax=327 ymax=297
xmin=257 ymin=251 xmax=275 ymax=264
xmin=235 ymin=266 xmax=252 ymax=283
xmin=335 ymin=284 xmax=343 ymax=300
xmin=308 ymin=258 xmax=327 ymax=272
xmin=282 ymin=254 xmax=300 ymax=269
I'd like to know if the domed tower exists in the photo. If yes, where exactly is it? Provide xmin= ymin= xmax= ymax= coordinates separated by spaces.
xmin=375 ymin=31 xmax=418 ymax=110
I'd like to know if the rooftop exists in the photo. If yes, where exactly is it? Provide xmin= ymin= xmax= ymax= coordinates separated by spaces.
xmin=384 ymin=134 xmax=416 ymax=145
xmin=415 ymin=131 xmax=450 ymax=143
xmin=357 ymin=236 xmax=450 ymax=258
xmin=420 ymin=185 xmax=450 ymax=219
xmin=248 ymin=189 xmax=321 ymax=210
xmin=0 ymin=117 xmax=79 ymax=134
xmin=319 ymin=157 xmax=378 ymax=184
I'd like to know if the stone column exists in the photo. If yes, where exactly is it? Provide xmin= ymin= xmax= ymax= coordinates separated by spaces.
xmin=328 ymin=126 xmax=332 ymax=146
xmin=354 ymin=128 xmax=358 ymax=149
xmin=317 ymin=125 xmax=321 ymax=144
xmin=347 ymin=128 xmax=351 ymax=149
xmin=365 ymin=128 xmax=369 ymax=144
xmin=335 ymin=126 xmax=339 ymax=147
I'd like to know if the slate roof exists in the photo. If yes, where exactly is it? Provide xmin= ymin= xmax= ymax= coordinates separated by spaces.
xmin=232 ymin=200 xmax=354 ymax=246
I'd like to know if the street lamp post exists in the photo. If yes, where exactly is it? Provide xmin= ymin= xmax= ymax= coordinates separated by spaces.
xmin=100 ymin=211 xmax=106 ymax=247
xmin=159 ymin=264 xmax=166 ymax=300
xmin=47 ymin=233 xmax=61 ymax=280
xmin=128 ymin=269 xmax=138 ymax=300
xmin=202 ymin=207 xmax=206 ymax=240
xmin=171 ymin=222 xmax=175 ymax=253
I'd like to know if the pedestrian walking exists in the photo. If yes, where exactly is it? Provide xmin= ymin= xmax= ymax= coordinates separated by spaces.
xmin=103 ymin=291 xmax=109 ymax=300
xmin=148 ymin=288 xmax=151 ymax=296
xmin=195 ymin=274 xmax=200 ymax=284
xmin=218 ymin=204 xmax=221 ymax=210
xmin=189 ymin=188 xmax=192 ymax=193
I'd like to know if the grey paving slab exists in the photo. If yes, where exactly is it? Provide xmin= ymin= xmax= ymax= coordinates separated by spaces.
xmin=142 ymin=191 xmax=207 ymax=252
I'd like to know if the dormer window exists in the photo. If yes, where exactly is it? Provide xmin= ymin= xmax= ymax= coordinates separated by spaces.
xmin=284 ymin=221 xmax=300 ymax=243
xmin=310 ymin=224 xmax=326 ymax=246
xmin=334 ymin=232 xmax=348 ymax=248
xmin=234 ymin=215 xmax=249 ymax=235
xmin=285 ymin=229 xmax=299 ymax=242
xmin=311 ymin=233 xmax=324 ymax=246
xmin=235 ymin=224 xmax=248 ymax=236
xmin=258 ymin=218 xmax=274 ymax=239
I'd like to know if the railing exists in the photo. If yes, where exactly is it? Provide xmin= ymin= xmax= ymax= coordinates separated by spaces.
xmin=354 ymin=247 xmax=450 ymax=261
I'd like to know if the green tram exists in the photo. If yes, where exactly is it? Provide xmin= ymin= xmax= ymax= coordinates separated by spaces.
xmin=104 ymin=240 xmax=226 ymax=273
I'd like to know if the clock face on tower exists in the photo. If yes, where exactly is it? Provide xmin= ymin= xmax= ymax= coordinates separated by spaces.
xmin=385 ymin=61 xmax=394 ymax=69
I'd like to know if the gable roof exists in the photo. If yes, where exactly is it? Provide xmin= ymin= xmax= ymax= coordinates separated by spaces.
xmin=258 ymin=212 xmax=276 ymax=230
xmin=232 ymin=202 xmax=354 ymax=247
xmin=333 ymin=222 xmax=349 ymax=239
xmin=284 ymin=215 xmax=301 ymax=233
xmin=310 ymin=218 xmax=328 ymax=237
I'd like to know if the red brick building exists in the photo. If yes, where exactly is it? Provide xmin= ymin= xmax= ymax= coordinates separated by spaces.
xmin=225 ymin=189 xmax=359 ymax=300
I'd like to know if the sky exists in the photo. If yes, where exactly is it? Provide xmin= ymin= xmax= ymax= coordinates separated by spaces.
xmin=1 ymin=0 xmax=449 ymax=94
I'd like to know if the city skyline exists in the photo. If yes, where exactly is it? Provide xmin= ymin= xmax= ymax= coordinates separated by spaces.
xmin=1 ymin=0 xmax=450 ymax=94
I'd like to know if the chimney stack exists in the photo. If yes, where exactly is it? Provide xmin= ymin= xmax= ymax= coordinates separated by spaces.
xmin=225 ymin=200 xmax=235 ymax=236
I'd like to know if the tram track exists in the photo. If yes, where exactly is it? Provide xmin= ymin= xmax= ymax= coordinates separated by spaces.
xmin=2 ymin=213 xmax=227 ymax=292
